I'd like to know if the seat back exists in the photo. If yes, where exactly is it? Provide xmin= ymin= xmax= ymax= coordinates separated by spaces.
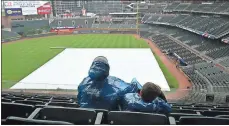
xmin=2 ymin=98 xmax=12 ymax=102
xmin=215 ymin=115 xmax=229 ymax=118
xmin=36 ymin=106 xmax=97 ymax=124
xmin=4 ymin=96 xmax=24 ymax=101
xmin=169 ymin=113 xmax=202 ymax=121
xmin=48 ymin=102 xmax=79 ymax=108
xmin=179 ymin=116 xmax=229 ymax=125
xmin=212 ymin=108 xmax=229 ymax=111
xmin=5 ymin=116 xmax=73 ymax=125
xmin=1 ymin=102 xmax=35 ymax=119
xmin=171 ymin=109 xmax=197 ymax=114
xmin=108 ymin=111 xmax=168 ymax=125
xmin=27 ymin=98 xmax=50 ymax=102
xmin=15 ymin=100 xmax=45 ymax=106
xmin=201 ymin=111 xmax=229 ymax=117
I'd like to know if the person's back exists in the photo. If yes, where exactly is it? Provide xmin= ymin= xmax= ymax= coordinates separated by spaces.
xmin=121 ymin=82 xmax=171 ymax=114
xmin=77 ymin=56 xmax=141 ymax=110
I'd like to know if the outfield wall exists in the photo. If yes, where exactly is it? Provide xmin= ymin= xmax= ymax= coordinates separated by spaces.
xmin=1 ymin=29 xmax=138 ymax=43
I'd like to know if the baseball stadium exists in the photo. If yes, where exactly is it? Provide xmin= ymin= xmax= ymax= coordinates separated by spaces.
xmin=1 ymin=0 xmax=229 ymax=125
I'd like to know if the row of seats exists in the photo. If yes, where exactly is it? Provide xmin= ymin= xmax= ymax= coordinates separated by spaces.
xmin=2 ymin=93 xmax=229 ymax=125
xmin=1 ymin=30 xmax=21 ymax=42
xmin=219 ymin=57 xmax=229 ymax=67
xmin=164 ymin=2 xmax=229 ymax=14
xmin=148 ymin=33 xmax=205 ymax=65
xmin=206 ymin=46 xmax=229 ymax=59
xmin=145 ymin=23 xmax=229 ymax=60
xmin=145 ymin=14 xmax=229 ymax=37
xmin=86 ymin=1 xmax=130 ymax=15
xmin=182 ymin=62 xmax=229 ymax=93
xmin=139 ymin=24 xmax=229 ymax=103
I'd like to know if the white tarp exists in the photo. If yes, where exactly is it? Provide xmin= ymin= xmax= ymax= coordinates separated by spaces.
xmin=12 ymin=49 xmax=170 ymax=91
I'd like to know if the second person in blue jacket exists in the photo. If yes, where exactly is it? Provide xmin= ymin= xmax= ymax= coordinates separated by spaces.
xmin=121 ymin=81 xmax=171 ymax=115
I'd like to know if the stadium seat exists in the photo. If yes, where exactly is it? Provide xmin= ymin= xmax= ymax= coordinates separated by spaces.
xmin=27 ymin=98 xmax=50 ymax=102
xmin=179 ymin=116 xmax=229 ymax=125
xmin=171 ymin=109 xmax=198 ymax=114
xmin=212 ymin=108 xmax=229 ymax=111
xmin=3 ymin=96 xmax=24 ymax=101
xmin=2 ymin=98 xmax=12 ymax=102
xmin=34 ymin=95 xmax=52 ymax=99
xmin=108 ymin=111 xmax=169 ymax=125
xmin=48 ymin=102 xmax=79 ymax=108
xmin=215 ymin=115 xmax=229 ymax=118
xmin=4 ymin=116 xmax=73 ymax=125
xmin=169 ymin=113 xmax=202 ymax=121
xmin=50 ymin=99 xmax=73 ymax=103
xmin=34 ymin=106 xmax=97 ymax=124
xmin=52 ymin=96 xmax=70 ymax=100
xmin=182 ymin=107 xmax=210 ymax=110
xmin=1 ymin=102 xmax=35 ymax=119
xmin=15 ymin=100 xmax=45 ymax=106
xmin=201 ymin=111 xmax=229 ymax=117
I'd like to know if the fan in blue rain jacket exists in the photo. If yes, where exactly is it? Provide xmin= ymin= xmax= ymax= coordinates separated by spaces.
xmin=77 ymin=56 xmax=142 ymax=111
xmin=121 ymin=81 xmax=171 ymax=115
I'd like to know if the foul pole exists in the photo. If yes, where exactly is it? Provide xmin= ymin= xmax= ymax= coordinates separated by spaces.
xmin=136 ymin=1 xmax=139 ymax=35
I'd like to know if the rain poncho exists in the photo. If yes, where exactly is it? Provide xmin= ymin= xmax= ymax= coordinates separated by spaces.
xmin=77 ymin=59 xmax=142 ymax=111
xmin=121 ymin=93 xmax=171 ymax=114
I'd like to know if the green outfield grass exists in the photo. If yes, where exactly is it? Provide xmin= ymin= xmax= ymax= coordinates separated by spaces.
xmin=2 ymin=34 xmax=178 ymax=89
xmin=153 ymin=53 xmax=179 ymax=88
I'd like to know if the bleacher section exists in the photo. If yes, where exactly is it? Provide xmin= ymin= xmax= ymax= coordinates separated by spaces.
xmin=164 ymin=2 xmax=229 ymax=14
xmin=194 ymin=63 xmax=229 ymax=92
xmin=149 ymin=34 xmax=205 ymax=65
xmin=144 ymin=14 xmax=229 ymax=38
xmin=1 ymin=92 xmax=229 ymax=125
xmin=206 ymin=46 xmax=229 ymax=59
xmin=219 ymin=58 xmax=229 ymax=67
xmin=148 ymin=3 xmax=166 ymax=13
xmin=140 ymin=24 xmax=229 ymax=104
xmin=1 ymin=30 xmax=21 ymax=42
xmin=87 ymin=1 xmax=124 ymax=14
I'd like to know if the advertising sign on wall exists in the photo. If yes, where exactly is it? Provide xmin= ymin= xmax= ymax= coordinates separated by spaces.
xmin=3 ymin=1 xmax=51 ymax=15
xmin=5 ymin=8 xmax=22 ymax=16
xmin=37 ymin=3 xmax=51 ymax=15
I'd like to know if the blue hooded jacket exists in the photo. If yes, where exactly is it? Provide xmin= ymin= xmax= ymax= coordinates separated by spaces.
xmin=121 ymin=93 xmax=171 ymax=114
xmin=77 ymin=60 xmax=141 ymax=111
xmin=120 ymin=79 xmax=171 ymax=114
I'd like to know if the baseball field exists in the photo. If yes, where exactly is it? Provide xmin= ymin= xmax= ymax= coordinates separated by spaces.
xmin=2 ymin=34 xmax=178 ymax=89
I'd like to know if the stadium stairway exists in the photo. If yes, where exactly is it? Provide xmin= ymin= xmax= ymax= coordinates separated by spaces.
xmin=1 ymin=92 xmax=229 ymax=125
